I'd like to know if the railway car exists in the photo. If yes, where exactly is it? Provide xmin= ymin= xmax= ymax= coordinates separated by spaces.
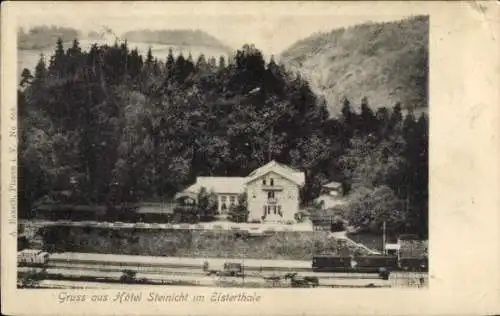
xmin=398 ymin=256 xmax=428 ymax=272
xmin=312 ymin=255 xmax=351 ymax=272
xmin=18 ymin=249 xmax=50 ymax=267
xmin=312 ymin=255 xmax=398 ymax=272
xmin=312 ymin=255 xmax=399 ymax=279
xmin=313 ymin=254 xmax=428 ymax=276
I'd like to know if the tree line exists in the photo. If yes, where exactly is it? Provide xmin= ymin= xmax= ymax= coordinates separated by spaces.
xmin=18 ymin=26 xmax=80 ymax=50
xmin=18 ymin=38 xmax=428 ymax=237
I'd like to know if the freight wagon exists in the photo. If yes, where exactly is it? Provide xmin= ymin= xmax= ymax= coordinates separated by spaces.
xmin=18 ymin=249 xmax=50 ymax=267
xmin=312 ymin=254 xmax=427 ymax=279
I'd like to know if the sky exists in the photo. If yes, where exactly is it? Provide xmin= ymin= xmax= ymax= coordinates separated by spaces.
xmin=13 ymin=2 xmax=421 ymax=55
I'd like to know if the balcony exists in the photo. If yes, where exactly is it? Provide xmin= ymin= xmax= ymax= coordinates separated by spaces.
xmin=267 ymin=198 xmax=278 ymax=204
xmin=261 ymin=185 xmax=283 ymax=191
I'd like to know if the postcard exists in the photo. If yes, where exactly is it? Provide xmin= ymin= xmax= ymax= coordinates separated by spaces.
xmin=2 ymin=1 xmax=499 ymax=315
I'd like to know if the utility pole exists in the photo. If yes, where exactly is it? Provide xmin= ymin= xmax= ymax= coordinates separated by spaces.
xmin=382 ymin=220 xmax=386 ymax=255
xmin=242 ymin=245 xmax=245 ymax=287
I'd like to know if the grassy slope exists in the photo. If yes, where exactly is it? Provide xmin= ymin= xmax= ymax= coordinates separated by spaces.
xmin=36 ymin=225 xmax=374 ymax=260
xmin=279 ymin=16 xmax=429 ymax=116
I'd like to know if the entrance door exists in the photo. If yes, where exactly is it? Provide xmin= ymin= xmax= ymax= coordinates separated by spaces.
xmin=264 ymin=205 xmax=282 ymax=222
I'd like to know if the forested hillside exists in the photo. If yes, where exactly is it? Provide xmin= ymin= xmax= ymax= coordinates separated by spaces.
xmin=280 ymin=16 xmax=429 ymax=115
xmin=18 ymin=39 xmax=428 ymax=237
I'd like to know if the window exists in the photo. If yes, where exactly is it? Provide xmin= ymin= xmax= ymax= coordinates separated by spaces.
xmin=221 ymin=196 xmax=227 ymax=202
xmin=268 ymin=191 xmax=275 ymax=199
xmin=273 ymin=206 xmax=277 ymax=214
xmin=270 ymin=178 xmax=274 ymax=186
xmin=229 ymin=196 xmax=236 ymax=205
xmin=262 ymin=179 xmax=266 ymax=185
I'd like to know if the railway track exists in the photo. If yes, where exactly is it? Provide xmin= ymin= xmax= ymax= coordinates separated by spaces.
xmin=19 ymin=267 xmax=397 ymax=288
xmin=18 ymin=252 xmax=427 ymax=288
xmin=41 ymin=261 xmax=401 ymax=280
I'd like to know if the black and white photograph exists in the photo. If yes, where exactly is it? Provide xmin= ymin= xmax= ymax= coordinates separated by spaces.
xmin=15 ymin=6 xmax=430 ymax=290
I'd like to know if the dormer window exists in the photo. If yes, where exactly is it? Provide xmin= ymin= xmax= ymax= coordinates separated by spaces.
xmin=262 ymin=179 xmax=266 ymax=185
xmin=270 ymin=178 xmax=274 ymax=186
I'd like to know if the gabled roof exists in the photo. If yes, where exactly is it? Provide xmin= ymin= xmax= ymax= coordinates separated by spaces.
xmin=245 ymin=160 xmax=305 ymax=187
xmin=174 ymin=191 xmax=198 ymax=201
xmin=184 ymin=176 xmax=246 ymax=195
xmin=322 ymin=182 xmax=342 ymax=189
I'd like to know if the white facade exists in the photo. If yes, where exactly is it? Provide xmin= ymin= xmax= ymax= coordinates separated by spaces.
xmin=315 ymin=181 xmax=345 ymax=210
xmin=216 ymin=193 xmax=240 ymax=215
xmin=245 ymin=161 xmax=305 ymax=223
xmin=246 ymin=171 xmax=300 ymax=223
xmin=180 ymin=161 xmax=305 ymax=223
xmin=182 ymin=176 xmax=245 ymax=216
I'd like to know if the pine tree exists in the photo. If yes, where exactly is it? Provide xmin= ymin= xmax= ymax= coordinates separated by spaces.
xmin=153 ymin=58 xmax=160 ymax=76
xmin=196 ymin=54 xmax=207 ymax=71
xmin=389 ymin=102 xmax=403 ymax=132
xmin=218 ymin=55 xmax=226 ymax=69
xmin=20 ymin=68 xmax=33 ymax=87
xmin=359 ymin=97 xmax=377 ymax=135
xmin=55 ymin=37 xmax=65 ymax=59
xmin=341 ymin=97 xmax=355 ymax=130
xmin=185 ymin=53 xmax=195 ymax=77
xmin=208 ymin=56 xmax=217 ymax=69
xmin=166 ymin=48 xmax=175 ymax=74
xmin=268 ymin=55 xmax=277 ymax=68
xmin=173 ymin=54 xmax=186 ymax=82
xmin=49 ymin=37 xmax=66 ymax=76
xmin=34 ymin=53 xmax=48 ymax=83
xmin=403 ymin=110 xmax=416 ymax=138
xmin=375 ymin=107 xmax=390 ymax=138
xmin=146 ymin=47 xmax=154 ymax=66
xmin=68 ymin=38 xmax=82 ymax=56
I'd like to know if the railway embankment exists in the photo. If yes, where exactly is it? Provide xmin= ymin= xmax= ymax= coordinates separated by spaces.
xmin=25 ymin=222 xmax=375 ymax=260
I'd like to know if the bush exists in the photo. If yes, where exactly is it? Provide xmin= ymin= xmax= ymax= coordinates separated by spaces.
xmin=330 ymin=215 xmax=345 ymax=232
xmin=120 ymin=269 xmax=137 ymax=283
xmin=346 ymin=186 xmax=405 ymax=233
xmin=197 ymin=187 xmax=218 ymax=221
xmin=173 ymin=206 xmax=200 ymax=224
xmin=294 ymin=212 xmax=306 ymax=223
xmin=228 ymin=204 xmax=248 ymax=223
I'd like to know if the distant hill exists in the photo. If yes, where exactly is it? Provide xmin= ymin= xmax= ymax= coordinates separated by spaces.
xmin=279 ymin=16 xmax=429 ymax=116
xmin=17 ymin=27 xmax=234 ymax=81
xmin=122 ymin=29 xmax=233 ymax=53
xmin=18 ymin=26 xmax=81 ymax=50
